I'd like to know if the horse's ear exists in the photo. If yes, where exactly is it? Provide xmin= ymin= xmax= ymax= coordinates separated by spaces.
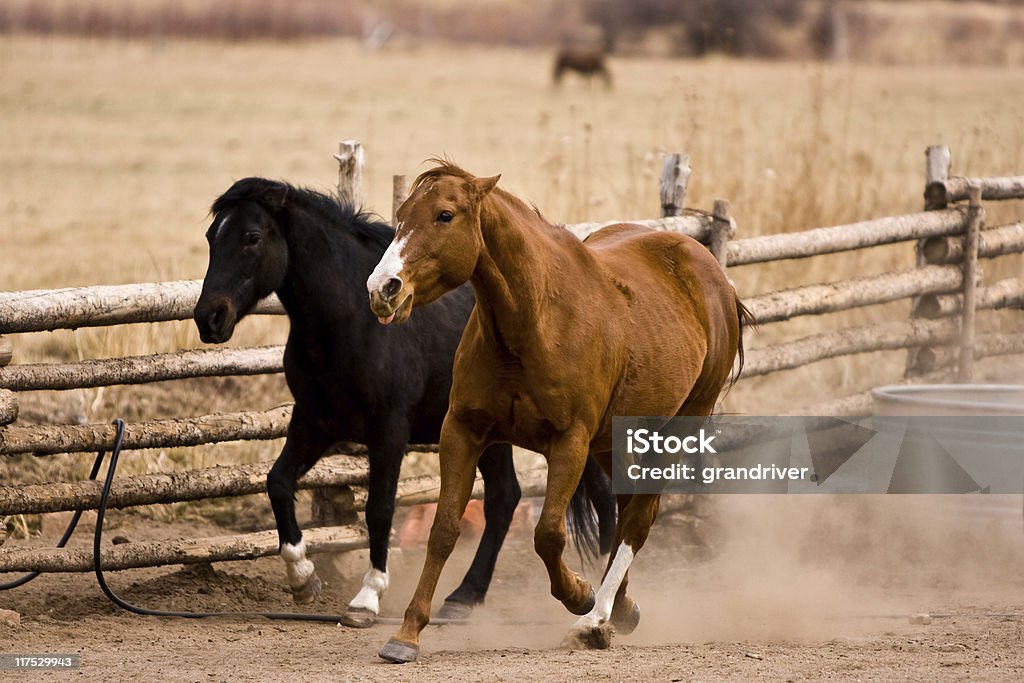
xmin=472 ymin=174 xmax=501 ymax=198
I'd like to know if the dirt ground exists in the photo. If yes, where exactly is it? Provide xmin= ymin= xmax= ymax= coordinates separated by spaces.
xmin=2 ymin=496 xmax=1023 ymax=681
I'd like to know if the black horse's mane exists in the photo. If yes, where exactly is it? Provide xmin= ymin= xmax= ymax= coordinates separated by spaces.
xmin=211 ymin=177 xmax=394 ymax=250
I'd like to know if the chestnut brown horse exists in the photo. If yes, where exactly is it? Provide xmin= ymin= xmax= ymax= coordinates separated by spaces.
xmin=367 ymin=161 xmax=747 ymax=662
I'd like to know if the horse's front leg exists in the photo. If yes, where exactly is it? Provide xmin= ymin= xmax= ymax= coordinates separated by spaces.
xmin=339 ymin=423 xmax=407 ymax=627
xmin=438 ymin=441 xmax=521 ymax=619
xmin=379 ymin=416 xmax=484 ymax=663
xmin=534 ymin=426 xmax=595 ymax=616
xmin=267 ymin=411 xmax=333 ymax=604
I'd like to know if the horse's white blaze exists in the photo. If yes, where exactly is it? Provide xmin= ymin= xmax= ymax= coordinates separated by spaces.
xmin=210 ymin=211 xmax=231 ymax=244
xmin=366 ymin=234 xmax=409 ymax=295
xmin=571 ymin=542 xmax=634 ymax=631
xmin=347 ymin=568 xmax=389 ymax=614
xmin=280 ymin=540 xmax=315 ymax=588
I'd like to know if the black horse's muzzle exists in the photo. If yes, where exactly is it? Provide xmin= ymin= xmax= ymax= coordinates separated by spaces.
xmin=194 ymin=295 xmax=237 ymax=344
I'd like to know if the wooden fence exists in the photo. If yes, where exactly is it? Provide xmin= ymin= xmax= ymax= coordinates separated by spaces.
xmin=1 ymin=141 xmax=1022 ymax=575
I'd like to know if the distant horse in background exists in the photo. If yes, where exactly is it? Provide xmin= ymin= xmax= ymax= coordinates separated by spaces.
xmin=193 ymin=178 xmax=615 ymax=627
xmin=553 ymin=46 xmax=612 ymax=89
xmin=369 ymin=161 xmax=748 ymax=662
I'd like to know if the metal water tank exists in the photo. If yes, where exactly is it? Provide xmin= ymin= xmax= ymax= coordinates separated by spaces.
xmin=871 ymin=384 xmax=1024 ymax=416
xmin=871 ymin=384 xmax=1024 ymax=530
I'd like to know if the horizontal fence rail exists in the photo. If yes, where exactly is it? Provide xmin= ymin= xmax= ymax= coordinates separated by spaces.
xmin=0 ymin=453 xmax=370 ymax=516
xmin=745 ymin=264 xmax=967 ymax=324
xmin=0 ymin=218 xmax=716 ymax=336
xmin=743 ymin=318 xmax=959 ymax=377
xmin=912 ymin=277 xmax=1024 ymax=318
xmin=0 ymin=281 xmax=285 ymax=335
xmin=0 ymin=405 xmax=440 ymax=457
xmin=0 ymin=405 xmax=293 ymax=455
xmin=914 ymin=333 xmax=1024 ymax=374
xmin=940 ymin=175 xmax=1024 ymax=203
xmin=0 ymin=525 xmax=370 ymax=574
xmin=921 ymin=221 xmax=1024 ymax=264
xmin=0 ymin=348 xmax=284 ymax=389
xmin=725 ymin=207 xmax=969 ymax=266
xmin=0 ymin=451 xmax=494 ymax=519
xmin=0 ymin=346 xmax=284 ymax=392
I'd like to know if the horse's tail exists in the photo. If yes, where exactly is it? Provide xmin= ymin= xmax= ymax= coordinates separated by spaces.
xmin=567 ymin=457 xmax=616 ymax=559
xmin=732 ymin=298 xmax=757 ymax=387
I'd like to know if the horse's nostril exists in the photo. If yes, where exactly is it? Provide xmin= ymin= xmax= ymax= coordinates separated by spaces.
xmin=209 ymin=305 xmax=226 ymax=330
xmin=382 ymin=277 xmax=403 ymax=299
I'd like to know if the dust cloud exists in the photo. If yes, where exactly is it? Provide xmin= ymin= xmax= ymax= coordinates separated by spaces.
xmin=404 ymin=493 xmax=1024 ymax=651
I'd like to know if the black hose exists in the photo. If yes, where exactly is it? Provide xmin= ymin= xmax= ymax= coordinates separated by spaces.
xmin=0 ymin=448 xmax=107 ymax=591
xmin=91 ymin=418 xmax=355 ymax=621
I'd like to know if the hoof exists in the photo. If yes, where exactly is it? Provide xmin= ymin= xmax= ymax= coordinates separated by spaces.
xmin=611 ymin=601 xmax=641 ymax=635
xmin=435 ymin=600 xmax=473 ymax=622
xmin=379 ymin=638 xmax=419 ymax=664
xmin=339 ymin=607 xmax=376 ymax=628
xmin=560 ymin=623 xmax=614 ymax=650
xmin=564 ymin=584 xmax=596 ymax=616
xmin=291 ymin=572 xmax=322 ymax=605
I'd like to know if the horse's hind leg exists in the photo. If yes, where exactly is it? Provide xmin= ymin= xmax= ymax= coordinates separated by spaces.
xmin=552 ymin=59 xmax=565 ymax=87
xmin=438 ymin=442 xmax=521 ymax=619
xmin=268 ymin=412 xmax=333 ymax=604
xmin=340 ymin=423 xmax=407 ymax=628
xmin=533 ymin=427 xmax=596 ymax=616
xmin=562 ymin=493 xmax=660 ymax=650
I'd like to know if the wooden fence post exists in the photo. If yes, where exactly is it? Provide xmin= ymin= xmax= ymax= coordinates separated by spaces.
xmin=321 ymin=141 xmax=365 ymax=527
xmin=924 ymin=145 xmax=952 ymax=212
xmin=0 ymin=339 xmax=13 ymax=423
xmin=0 ymin=388 xmax=17 ymax=426
xmin=311 ymin=483 xmax=359 ymax=527
xmin=957 ymin=185 xmax=984 ymax=382
xmin=0 ymin=337 xmax=11 ymax=368
xmin=326 ymin=141 xmax=366 ymax=529
xmin=660 ymin=152 xmax=710 ymax=519
xmin=907 ymin=145 xmax=952 ymax=376
xmin=660 ymin=153 xmax=691 ymax=218
xmin=392 ymin=174 xmax=408 ymax=228
xmin=710 ymin=199 xmax=734 ymax=271
xmin=334 ymin=140 xmax=364 ymax=208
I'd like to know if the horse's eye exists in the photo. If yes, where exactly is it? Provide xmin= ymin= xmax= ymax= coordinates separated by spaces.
xmin=438 ymin=211 xmax=454 ymax=223
xmin=243 ymin=232 xmax=261 ymax=246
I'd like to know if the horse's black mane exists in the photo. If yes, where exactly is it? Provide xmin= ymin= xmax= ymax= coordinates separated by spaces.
xmin=211 ymin=177 xmax=393 ymax=249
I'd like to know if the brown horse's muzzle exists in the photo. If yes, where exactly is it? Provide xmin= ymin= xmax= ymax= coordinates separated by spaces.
xmin=368 ymin=285 xmax=414 ymax=326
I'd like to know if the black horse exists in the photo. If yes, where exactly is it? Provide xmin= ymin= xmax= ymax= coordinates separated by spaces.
xmin=194 ymin=178 xmax=614 ymax=627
